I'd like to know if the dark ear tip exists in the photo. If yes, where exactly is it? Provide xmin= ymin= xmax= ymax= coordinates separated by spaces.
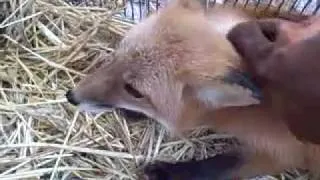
xmin=224 ymin=69 xmax=263 ymax=101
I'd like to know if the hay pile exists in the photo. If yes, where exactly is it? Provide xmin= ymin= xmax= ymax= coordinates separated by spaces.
xmin=0 ymin=0 xmax=307 ymax=179
xmin=0 ymin=0 xmax=236 ymax=179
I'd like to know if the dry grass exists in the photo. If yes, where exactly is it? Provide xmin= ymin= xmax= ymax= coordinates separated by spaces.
xmin=0 ymin=0 xmax=310 ymax=179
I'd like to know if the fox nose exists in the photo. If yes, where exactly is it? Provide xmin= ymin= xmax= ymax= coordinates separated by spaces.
xmin=66 ymin=90 xmax=79 ymax=105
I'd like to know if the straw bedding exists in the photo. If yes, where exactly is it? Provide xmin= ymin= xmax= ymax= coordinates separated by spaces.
xmin=0 ymin=0 xmax=308 ymax=179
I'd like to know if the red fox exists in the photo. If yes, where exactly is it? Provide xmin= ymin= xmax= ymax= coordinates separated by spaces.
xmin=66 ymin=0 xmax=320 ymax=179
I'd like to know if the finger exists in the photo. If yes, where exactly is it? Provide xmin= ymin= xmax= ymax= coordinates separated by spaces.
xmin=256 ymin=19 xmax=281 ymax=42
xmin=227 ymin=20 xmax=276 ymax=61
xmin=269 ymin=32 xmax=320 ymax=93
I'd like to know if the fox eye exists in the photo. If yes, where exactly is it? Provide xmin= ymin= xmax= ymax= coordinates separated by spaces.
xmin=124 ymin=83 xmax=144 ymax=99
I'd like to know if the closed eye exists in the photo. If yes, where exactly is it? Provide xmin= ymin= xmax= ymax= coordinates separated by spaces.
xmin=124 ymin=83 xmax=144 ymax=99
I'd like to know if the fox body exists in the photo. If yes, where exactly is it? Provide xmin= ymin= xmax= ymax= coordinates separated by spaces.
xmin=66 ymin=0 xmax=320 ymax=179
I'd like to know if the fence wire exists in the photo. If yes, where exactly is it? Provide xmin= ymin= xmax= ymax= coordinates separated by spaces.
xmin=66 ymin=0 xmax=319 ymax=22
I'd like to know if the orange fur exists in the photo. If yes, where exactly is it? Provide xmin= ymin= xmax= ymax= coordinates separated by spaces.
xmin=67 ymin=0 xmax=320 ymax=179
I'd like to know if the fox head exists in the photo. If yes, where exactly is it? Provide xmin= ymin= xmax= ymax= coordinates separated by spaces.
xmin=66 ymin=0 xmax=262 ymax=131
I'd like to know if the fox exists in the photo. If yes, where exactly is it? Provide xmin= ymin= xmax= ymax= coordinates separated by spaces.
xmin=65 ymin=0 xmax=320 ymax=179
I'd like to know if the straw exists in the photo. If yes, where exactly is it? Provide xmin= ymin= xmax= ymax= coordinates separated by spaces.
xmin=0 ymin=0 xmax=307 ymax=179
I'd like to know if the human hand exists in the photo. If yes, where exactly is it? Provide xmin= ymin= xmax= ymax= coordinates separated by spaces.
xmin=227 ymin=17 xmax=320 ymax=144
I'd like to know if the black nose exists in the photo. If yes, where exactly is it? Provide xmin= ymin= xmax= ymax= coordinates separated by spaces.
xmin=66 ymin=90 xmax=79 ymax=105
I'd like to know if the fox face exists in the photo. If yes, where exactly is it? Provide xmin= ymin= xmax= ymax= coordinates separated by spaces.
xmin=66 ymin=0 xmax=261 ymax=131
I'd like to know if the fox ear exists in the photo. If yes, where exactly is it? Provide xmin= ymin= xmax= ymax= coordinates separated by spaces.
xmin=175 ymin=58 xmax=233 ymax=88
xmin=182 ymin=82 xmax=261 ymax=108
xmin=177 ymin=69 xmax=261 ymax=108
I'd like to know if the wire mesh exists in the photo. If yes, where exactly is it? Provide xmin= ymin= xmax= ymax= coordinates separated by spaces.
xmin=65 ymin=0 xmax=320 ymax=22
